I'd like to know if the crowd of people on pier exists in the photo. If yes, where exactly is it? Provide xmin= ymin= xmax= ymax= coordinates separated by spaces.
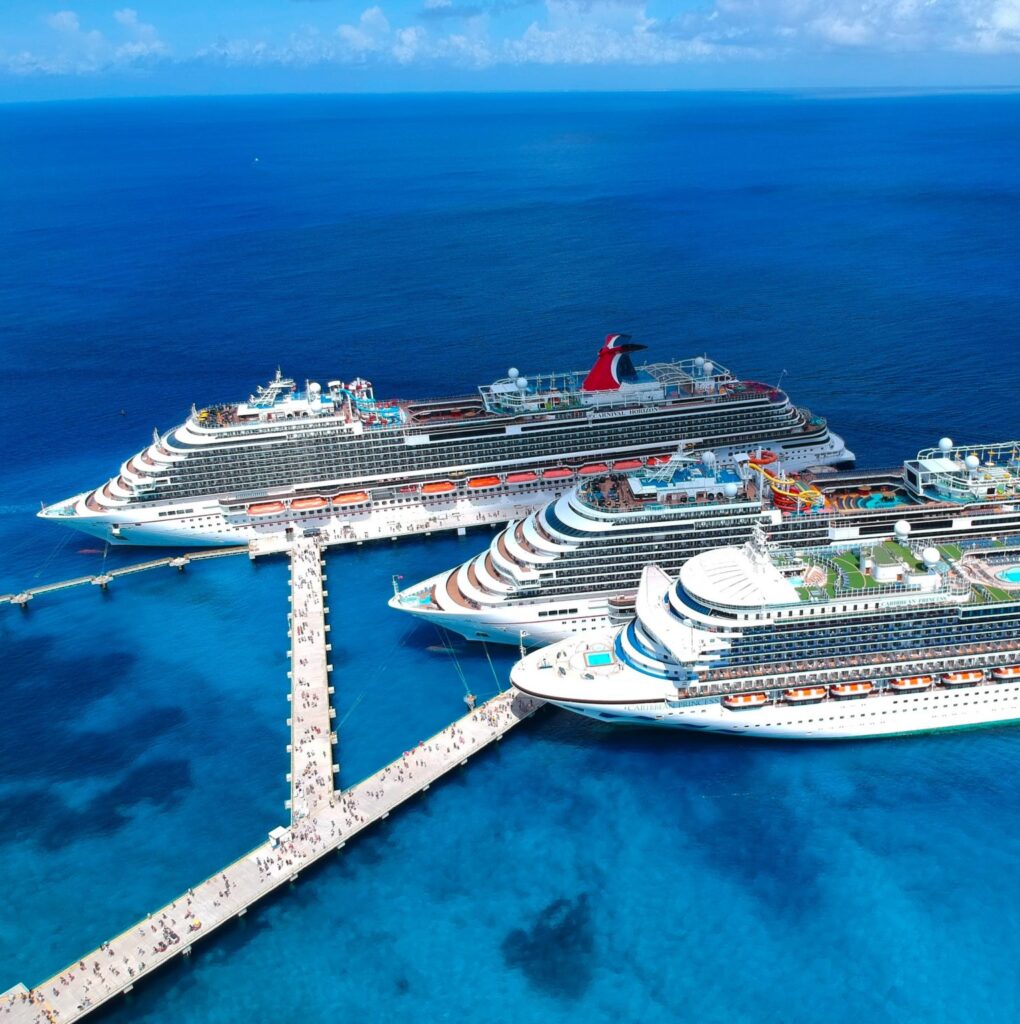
xmin=290 ymin=540 xmax=334 ymax=818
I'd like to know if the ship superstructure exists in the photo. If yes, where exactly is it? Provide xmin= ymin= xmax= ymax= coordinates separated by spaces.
xmin=391 ymin=438 xmax=1020 ymax=645
xmin=510 ymin=526 xmax=1020 ymax=740
xmin=38 ymin=336 xmax=852 ymax=547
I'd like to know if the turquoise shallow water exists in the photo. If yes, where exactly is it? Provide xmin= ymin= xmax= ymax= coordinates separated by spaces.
xmin=2 ymin=92 xmax=1020 ymax=1022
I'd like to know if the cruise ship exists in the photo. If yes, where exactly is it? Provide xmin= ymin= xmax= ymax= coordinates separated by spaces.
xmin=510 ymin=526 xmax=1020 ymax=740
xmin=38 ymin=335 xmax=852 ymax=547
xmin=391 ymin=438 xmax=1020 ymax=645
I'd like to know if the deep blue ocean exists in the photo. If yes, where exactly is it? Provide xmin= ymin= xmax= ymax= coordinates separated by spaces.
xmin=2 ymin=92 xmax=1020 ymax=1022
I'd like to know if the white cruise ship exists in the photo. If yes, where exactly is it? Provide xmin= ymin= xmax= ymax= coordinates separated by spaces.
xmin=38 ymin=335 xmax=852 ymax=548
xmin=391 ymin=438 xmax=1020 ymax=645
xmin=510 ymin=526 xmax=1020 ymax=740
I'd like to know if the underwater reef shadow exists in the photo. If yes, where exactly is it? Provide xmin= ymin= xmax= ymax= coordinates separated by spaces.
xmin=501 ymin=892 xmax=595 ymax=1000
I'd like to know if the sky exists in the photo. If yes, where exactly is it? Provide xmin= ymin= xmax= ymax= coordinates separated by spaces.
xmin=0 ymin=1 xmax=1019 ymax=100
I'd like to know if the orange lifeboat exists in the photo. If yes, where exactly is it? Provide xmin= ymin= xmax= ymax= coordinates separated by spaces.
xmin=467 ymin=476 xmax=501 ymax=489
xmin=784 ymin=686 xmax=827 ymax=704
xmin=992 ymin=666 xmax=1020 ymax=681
xmin=292 ymin=496 xmax=327 ymax=511
xmin=645 ymin=454 xmax=671 ymax=467
xmin=422 ymin=481 xmax=456 ymax=494
xmin=578 ymin=463 xmax=609 ymax=476
xmin=333 ymin=491 xmax=370 ymax=506
xmin=722 ymin=692 xmax=768 ymax=711
xmin=830 ymin=681 xmax=874 ymax=700
xmin=888 ymin=675 xmax=934 ymax=692
xmin=542 ymin=468 xmax=574 ymax=479
xmin=612 ymin=459 xmax=644 ymax=471
xmin=506 ymin=471 xmax=538 ymax=484
xmin=748 ymin=449 xmax=778 ymax=466
xmin=248 ymin=501 xmax=286 ymax=516
xmin=942 ymin=670 xmax=984 ymax=688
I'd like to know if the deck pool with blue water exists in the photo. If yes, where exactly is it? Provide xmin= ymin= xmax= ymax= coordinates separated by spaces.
xmin=585 ymin=652 xmax=614 ymax=668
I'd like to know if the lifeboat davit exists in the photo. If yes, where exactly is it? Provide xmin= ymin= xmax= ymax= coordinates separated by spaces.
xmin=578 ymin=463 xmax=609 ymax=476
xmin=645 ymin=454 xmax=671 ymax=467
xmin=830 ymin=681 xmax=874 ymax=700
xmin=292 ymin=496 xmax=327 ymax=511
xmin=612 ymin=459 xmax=644 ymax=471
xmin=784 ymin=686 xmax=827 ymax=704
xmin=542 ymin=468 xmax=573 ymax=479
xmin=992 ymin=665 xmax=1020 ymax=681
xmin=722 ymin=692 xmax=768 ymax=711
xmin=422 ymin=481 xmax=456 ymax=494
xmin=333 ymin=490 xmax=370 ymax=506
xmin=467 ymin=476 xmax=501 ymax=489
xmin=888 ymin=675 xmax=934 ymax=692
xmin=748 ymin=449 xmax=778 ymax=466
xmin=942 ymin=670 xmax=984 ymax=688
xmin=506 ymin=471 xmax=538 ymax=484
xmin=398 ymin=484 xmax=420 ymax=494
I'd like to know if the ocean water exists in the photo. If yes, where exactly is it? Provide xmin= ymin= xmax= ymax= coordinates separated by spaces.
xmin=1 ymin=92 xmax=1020 ymax=1022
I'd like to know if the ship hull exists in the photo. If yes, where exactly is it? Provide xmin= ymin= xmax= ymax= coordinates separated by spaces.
xmin=42 ymin=431 xmax=852 ymax=549
xmin=516 ymin=678 xmax=1020 ymax=740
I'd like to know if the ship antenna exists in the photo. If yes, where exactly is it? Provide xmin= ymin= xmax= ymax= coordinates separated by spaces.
xmin=776 ymin=369 xmax=787 ymax=390
xmin=518 ymin=629 xmax=529 ymax=660
xmin=748 ymin=521 xmax=772 ymax=564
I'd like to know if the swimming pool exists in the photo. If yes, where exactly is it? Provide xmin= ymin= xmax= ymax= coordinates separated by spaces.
xmin=585 ymin=651 xmax=614 ymax=667
xmin=996 ymin=566 xmax=1020 ymax=584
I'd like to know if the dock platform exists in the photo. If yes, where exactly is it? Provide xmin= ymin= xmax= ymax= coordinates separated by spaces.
xmin=1 ymin=537 xmax=542 ymax=1023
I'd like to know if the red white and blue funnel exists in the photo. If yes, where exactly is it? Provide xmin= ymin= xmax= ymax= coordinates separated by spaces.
xmin=581 ymin=333 xmax=647 ymax=392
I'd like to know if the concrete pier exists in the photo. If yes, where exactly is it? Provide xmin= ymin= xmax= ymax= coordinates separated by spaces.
xmin=1 ymin=538 xmax=543 ymax=1023
xmin=286 ymin=539 xmax=338 ymax=819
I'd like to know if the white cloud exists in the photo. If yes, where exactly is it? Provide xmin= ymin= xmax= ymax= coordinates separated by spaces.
xmin=337 ymin=7 xmax=392 ymax=53
xmin=3 ymin=8 xmax=167 ymax=74
xmin=46 ymin=10 xmax=81 ymax=32
xmin=5 ymin=0 xmax=1020 ymax=77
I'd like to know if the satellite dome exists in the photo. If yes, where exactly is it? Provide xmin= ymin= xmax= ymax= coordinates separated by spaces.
xmin=703 ymin=361 xmax=714 ymax=376
xmin=694 ymin=356 xmax=705 ymax=368
xmin=308 ymin=382 xmax=321 ymax=393
xmin=508 ymin=367 xmax=519 ymax=379
xmin=938 ymin=437 xmax=953 ymax=453
xmin=516 ymin=377 xmax=529 ymax=391
xmin=702 ymin=450 xmax=717 ymax=465
xmin=894 ymin=520 xmax=911 ymax=539
xmin=965 ymin=454 xmax=980 ymax=470
xmin=723 ymin=481 xmax=739 ymax=498
xmin=922 ymin=547 xmax=940 ymax=567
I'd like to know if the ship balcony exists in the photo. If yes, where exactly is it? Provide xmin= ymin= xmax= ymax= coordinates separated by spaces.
xmin=474 ymin=553 xmax=513 ymax=594
xmin=443 ymin=569 xmax=481 ymax=611
xmin=455 ymin=562 xmax=505 ymax=607
xmin=520 ymin=516 xmax=570 ymax=557
xmin=699 ymin=640 xmax=1020 ymax=694
xmin=490 ymin=536 xmax=540 ymax=585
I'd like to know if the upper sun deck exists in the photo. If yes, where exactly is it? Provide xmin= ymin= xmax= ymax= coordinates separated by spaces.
xmin=477 ymin=355 xmax=766 ymax=415
xmin=675 ymin=530 xmax=1007 ymax=617
xmin=190 ymin=370 xmax=407 ymax=433
xmin=575 ymin=450 xmax=753 ymax=516
xmin=903 ymin=439 xmax=1020 ymax=504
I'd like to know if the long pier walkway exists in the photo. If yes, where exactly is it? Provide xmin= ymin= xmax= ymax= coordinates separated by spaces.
xmin=286 ymin=539 xmax=337 ymax=819
xmin=1 ymin=538 xmax=542 ymax=1023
